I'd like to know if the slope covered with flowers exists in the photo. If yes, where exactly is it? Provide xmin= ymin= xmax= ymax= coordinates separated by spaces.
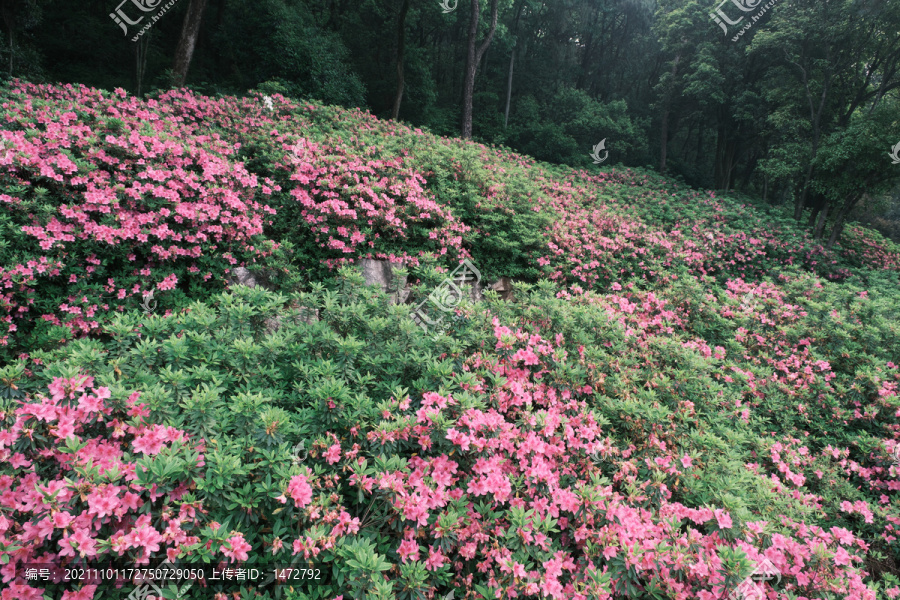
xmin=2 ymin=81 xmax=898 ymax=359
xmin=0 ymin=81 xmax=899 ymax=600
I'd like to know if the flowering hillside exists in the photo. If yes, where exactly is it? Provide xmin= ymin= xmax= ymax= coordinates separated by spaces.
xmin=0 ymin=81 xmax=899 ymax=600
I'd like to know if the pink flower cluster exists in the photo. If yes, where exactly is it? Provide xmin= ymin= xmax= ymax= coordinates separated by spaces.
xmin=0 ymin=375 xmax=211 ymax=599
xmin=281 ymin=135 xmax=470 ymax=268
xmin=345 ymin=319 xmax=877 ymax=600
xmin=0 ymin=81 xmax=279 ymax=345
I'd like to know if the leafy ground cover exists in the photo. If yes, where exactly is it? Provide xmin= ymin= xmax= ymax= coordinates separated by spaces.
xmin=2 ymin=80 xmax=898 ymax=360
xmin=0 ymin=81 xmax=899 ymax=600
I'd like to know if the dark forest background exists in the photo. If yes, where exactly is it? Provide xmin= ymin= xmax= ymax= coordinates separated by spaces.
xmin=2 ymin=0 xmax=899 ymax=246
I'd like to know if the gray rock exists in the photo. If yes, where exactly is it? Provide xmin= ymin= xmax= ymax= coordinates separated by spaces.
xmin=359 ymin=259 xmax=407 ymax=304
xmin=490 ymin=277 xmax=514 ymax=301
xmin=231 ymin=266 xmax=258 ymax=288
xmin=228 ymin=266 xmax=280 ymax=291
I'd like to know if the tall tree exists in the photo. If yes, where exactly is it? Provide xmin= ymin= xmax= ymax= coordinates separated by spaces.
xmin=392 ymin=0 xmax=410 ymax=120
xmin=172 ymin=0 xmax=209 ymax=87
xmin=811 ymin=101 xmax=900 ymax=247
xmin=652 ymin=0 xmax=704 ymax=175
xmin=461 ymin=0 xmax=498 ymax=139
xmin=751 ymin=0 xmax=900 ymax=223
xmin=657 ymin=53 xmax=680 ymax=173
xmin=1 ymin=0 xmax=15 ymax=76
xmin=136 ymin=33 xmax=152 ymax=96
xmin=504 ymin=0 xmax=524 ymax=129
xmin=0 ymin=0 xmax=47 ymax=79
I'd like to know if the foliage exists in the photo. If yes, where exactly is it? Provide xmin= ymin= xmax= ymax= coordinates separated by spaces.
xmin=214 ymin=0 xmax=366 ymax=107
xmin=2 ymin=264 xmax=898 ymax=598
xmin=1 ymin=81 xmax=899 ymax=363
xmin=0 ymin=81 xmax=899 ymax=599
xmin=812 ymin=103 xmax=900 ymax=206
xmin=504 ymin=88 xmax=648 ymax=167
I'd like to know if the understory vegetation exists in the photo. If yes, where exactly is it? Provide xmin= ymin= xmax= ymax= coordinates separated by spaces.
xmin=0 ymin=81 xmax=898 ymax=600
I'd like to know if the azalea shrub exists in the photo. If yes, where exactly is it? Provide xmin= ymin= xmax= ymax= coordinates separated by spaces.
xmin=0 ymin=82 xmax=290 ymax=359
xmin=1 ymin=79 xmax=900 ymax=600
xmin=2 ymin=79 xmax=899 ymax=364
xmin=0 ymin=370 xmax=213 ymax=600
xmin=1 ymin=264 xmax=898 ymax=599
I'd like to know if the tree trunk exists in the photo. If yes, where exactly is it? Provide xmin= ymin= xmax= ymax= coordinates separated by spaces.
xmin=172 ymin=0 xmax=210 ymax=88
xmin=714 ymin=126 xmax=737 ymax=191
xmin=695 ymin=120 xmax=704 ymax=170
xmin=391 ymin=0 xmax=410 ymax=120
xmin=825 ymin=173 xmax=876 ymax=249
xmin=826 ymin=216 xmax=846 ymax=249
xmin=503 ymin=0 xmax=523 ymax=130
xmin=794 ymin=165 xmax=814 ymax=221
xmin=576 ymin=28 xmax=594 ymax=90
xmin=807 ymin=199 xmax=821 ymax=227
xmin=461 ymin=0 xmax=498 ymax=139
xmin=461 ymin=0 xmax=479 ymax=139
xmin=740 ymin=153 xmax=757 ymax=190
xmin=659 ymin=108 xmax=670 ymax=172
xmin=825 ymin=196 xmax=860 ymax=249
xmin=813 ymin=203 xmax=830 ymax=239
xmin=136 ymin=33 xmax=151 ymax=96
xmin=503 ymin=47 xmax=514 ymax=129
xmin=659 ymin=55 xmax=680 ymax=172
xmin=576 ymin=5 xmax=600 ymax=91
xmin=1 ymin=0 xmax=14 ymax=77
xmin=713 ymin=125 xmax=724 ymax=188
xmin=461 ymin=0 xmax=480 ymax=139
xmin=783 ymin=52 xmax=830 ymax=222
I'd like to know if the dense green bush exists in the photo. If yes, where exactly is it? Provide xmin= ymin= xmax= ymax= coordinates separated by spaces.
xmin=504 ymin=88 xmax=648 ymax=167
xmin=215 ymin=0 xmax=366 ymax=107
xmin=2 ymin=81 xmax=900 ymax=600
xmin=3 ymin=259 xmax=899 ymax=598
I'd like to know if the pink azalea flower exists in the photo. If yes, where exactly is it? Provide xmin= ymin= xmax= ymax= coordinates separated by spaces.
xmin=398 ymin=539 xmax=420 ymax=563
xmin=52 ymin=511 xmax=74 ymax=529
xmin=286 ymin=475 xmax=313 ymax=507
xmin=713 ymin=508 xmax=732 ymax=530
xmin=324 ymin=443 xmax=342 ymax=464
xmin=221 ymin=534 xmax=251 ymax=562
xmin=832 ymin=547 xmax=852 ymax=566
xmin=424 ymin=547 xmax=446 ymax=571
xmin=61 ymin=585 xmax=97 ymax=600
